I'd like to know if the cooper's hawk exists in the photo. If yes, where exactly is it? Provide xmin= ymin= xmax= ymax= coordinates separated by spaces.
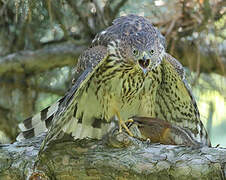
xmin=17 ymin=14 xmax=211 ymax=147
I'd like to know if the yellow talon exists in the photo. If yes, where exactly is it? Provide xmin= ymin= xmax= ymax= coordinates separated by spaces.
xmin=126 ymin=119 xmax=134 ymax=123
xmin=115 ymin=111 xmax=134 ymax=137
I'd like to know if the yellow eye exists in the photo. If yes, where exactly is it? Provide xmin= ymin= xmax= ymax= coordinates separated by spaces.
xmin=132 ymin=49 xmax=139 ymax=56
xmin=150 ymin=49 xmax=154 ymax=55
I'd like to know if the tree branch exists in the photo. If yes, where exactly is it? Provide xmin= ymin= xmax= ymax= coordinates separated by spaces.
xmin=0 ymin=134 xmax=225 ymax=179
xmin=0 ymin=42 xmax=87 ymax=76
xmin=0 ymin=80 xmax=65 ymax=96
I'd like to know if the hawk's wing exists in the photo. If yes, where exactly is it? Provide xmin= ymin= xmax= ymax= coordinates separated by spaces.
xmin=154 ymin=53 xmax=211 ymax=146
xmin=17 ymin=46 xmax=109 ymax=142
xmin=41 ymin=45 xmax=112 ymax=147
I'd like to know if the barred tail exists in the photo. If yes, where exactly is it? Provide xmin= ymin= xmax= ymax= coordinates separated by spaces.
xmin=40 ymin=109 xmax=116 ymax=151
xmin=16 ymin=97 xmax=65 ymax=141
xmin=41 ymin=99 xmax=116 ymax=148
xmin=63 ymin=116 xmax=115 ymax=140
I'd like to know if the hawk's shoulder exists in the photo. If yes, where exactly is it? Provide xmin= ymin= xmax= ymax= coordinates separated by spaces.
xmin=76 ymin=45 xmax=108 ymax=73
xmin=164 ymin=53 xmax=185 ymax=80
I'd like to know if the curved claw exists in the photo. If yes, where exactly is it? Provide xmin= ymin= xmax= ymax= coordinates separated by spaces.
xmin=115 ymin=112 xmax=134 ymax=137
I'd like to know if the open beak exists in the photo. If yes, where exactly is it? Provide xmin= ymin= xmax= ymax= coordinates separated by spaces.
xmin=138 ymin=54 xmax=150 ymax=74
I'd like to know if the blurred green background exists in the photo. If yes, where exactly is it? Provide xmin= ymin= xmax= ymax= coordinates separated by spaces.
xmin=0 ymin=0 xmax=225 ymax=147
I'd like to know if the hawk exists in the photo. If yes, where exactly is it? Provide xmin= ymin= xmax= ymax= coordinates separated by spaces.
xmin=17 ymin=14 xmax=211 ymax=147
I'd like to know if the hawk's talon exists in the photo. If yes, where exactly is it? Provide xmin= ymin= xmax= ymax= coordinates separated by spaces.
xmin=126 ymin=119 xmax=134 ymax=123
xmin=115 ymin=112 xmax=134 ymax=137
xmin=121 ymin=121 xmax=133 ymax=137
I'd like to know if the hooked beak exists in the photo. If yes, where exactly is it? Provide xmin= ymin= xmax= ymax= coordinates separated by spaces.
xmin=138 ymin=54 xmax=150 ymax=74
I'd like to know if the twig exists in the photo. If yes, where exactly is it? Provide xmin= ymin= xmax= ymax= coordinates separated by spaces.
xmin=112 ymin=0 xmax=128 ymax=20
xmin=165 ymin=18 xmax=176 ymax=37
xmin=65 ymin=0 xmax=93 ymax=35
xmin=93 ymin=0 xmax=107 ymax=27
xmin=192 ymin=42 xmax=201 ymax=86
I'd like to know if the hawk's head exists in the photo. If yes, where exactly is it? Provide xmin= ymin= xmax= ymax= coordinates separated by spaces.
xmin=94 ymin=14 xmax=166 ymax=74
xmin=130 ymin=38 xmax=165 ymax=73
xmin=130 ymin=31 xmax=165 ymax=74
xmin=108 ymin=31 xmax=165 ymax=74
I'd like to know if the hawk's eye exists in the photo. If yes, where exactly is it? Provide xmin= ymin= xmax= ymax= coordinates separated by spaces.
xmin=150 ymin=49 xmax=154 ymax=55
xmin=132 ymin=49 xmax=139 ymax=56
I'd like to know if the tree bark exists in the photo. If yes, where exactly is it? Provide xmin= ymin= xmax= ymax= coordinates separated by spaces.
xmin=0 ymin=134 xmax=225 ymax=180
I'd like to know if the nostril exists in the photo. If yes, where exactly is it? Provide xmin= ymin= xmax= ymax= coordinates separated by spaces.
xmin=138 ymin=59 xmax=150 ymax=69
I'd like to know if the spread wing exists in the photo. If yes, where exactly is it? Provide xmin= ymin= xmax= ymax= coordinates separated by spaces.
xmin=17 ymin=46 xmax=109 ymax=142
xmin=154 ymin=53 xmax=211 ymax=146
xmin=41 ymin=45 xmax=113 ymax=148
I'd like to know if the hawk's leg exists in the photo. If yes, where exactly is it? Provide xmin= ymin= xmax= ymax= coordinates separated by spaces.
xmin=115 ymin=112 xmax=134 ymax=137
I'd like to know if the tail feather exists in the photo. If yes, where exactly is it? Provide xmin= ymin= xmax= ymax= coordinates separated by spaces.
xmin=19 ymin=101 xmax=61 ymax=131
xmin=17 ymin=91 xmax=116 ymax=142
xmin=70 ymin=123 xmax=114 ymax=140
xmin=63 ymin=117 xmax=116 ymax=140
xmin=16 ymin=97 xmax=65 ymax=141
